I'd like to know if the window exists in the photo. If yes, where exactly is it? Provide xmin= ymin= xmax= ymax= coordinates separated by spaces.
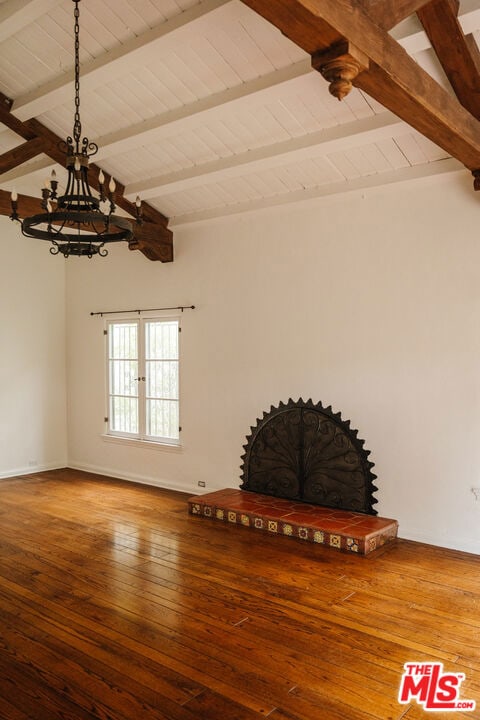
xmin=106 ymin=317 xmax=180 ymax=444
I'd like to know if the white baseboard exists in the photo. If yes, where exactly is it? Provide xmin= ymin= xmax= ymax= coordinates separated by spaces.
xmin=398 ymin=525 xmax=480 ymax=556
xmin=0 ymin=461 xmax=67 ymax=480
xmin=67 ymin=460 xmax=214 ymax=497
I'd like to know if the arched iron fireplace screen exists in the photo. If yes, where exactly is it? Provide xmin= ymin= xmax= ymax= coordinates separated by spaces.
xmin=240 ymin=399 xmax=378 ymax=515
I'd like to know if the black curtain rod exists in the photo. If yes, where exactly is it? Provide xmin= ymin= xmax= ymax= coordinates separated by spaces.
xmin=90 ymin=305 xmax=195 ymax=317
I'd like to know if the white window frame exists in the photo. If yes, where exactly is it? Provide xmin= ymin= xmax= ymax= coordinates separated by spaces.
xmin=104 ymin=313 xmax=181 ymax=447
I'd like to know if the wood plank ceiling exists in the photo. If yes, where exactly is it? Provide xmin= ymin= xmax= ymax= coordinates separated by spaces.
xmin=0 ymin=0 xmax=479 ymax=261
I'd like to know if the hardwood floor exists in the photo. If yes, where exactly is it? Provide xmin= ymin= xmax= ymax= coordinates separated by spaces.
xmin=0 ymin=468 xmax=479 ymax=720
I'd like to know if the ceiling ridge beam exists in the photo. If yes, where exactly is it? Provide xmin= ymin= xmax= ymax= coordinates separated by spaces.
xmin=125 ymin=111 xmax=406 ymax=200
xmin=169 ymin=157 xmax=463 ymax=226
xmin=11 ymin=0 xmax=232 ymax=121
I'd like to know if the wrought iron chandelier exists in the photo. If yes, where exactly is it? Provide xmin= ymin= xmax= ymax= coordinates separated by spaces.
xmin=10 ymin=0 xmax=141 ymax=257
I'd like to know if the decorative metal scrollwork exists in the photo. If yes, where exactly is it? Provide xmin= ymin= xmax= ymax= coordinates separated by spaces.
xmin=240 ymin=399 xmax=378 ymax=515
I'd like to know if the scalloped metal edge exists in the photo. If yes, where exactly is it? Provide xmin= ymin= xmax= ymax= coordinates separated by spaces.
xmin=239 ymin=398 xmax=378 ymax=514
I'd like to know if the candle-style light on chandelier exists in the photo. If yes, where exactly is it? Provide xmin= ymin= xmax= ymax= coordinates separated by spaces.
xmin=10 ymin=0 xmax=142 ymax=257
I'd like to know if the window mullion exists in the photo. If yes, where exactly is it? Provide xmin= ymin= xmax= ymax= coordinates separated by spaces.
xmin=138 ymin=319 xmax=146 ymax=439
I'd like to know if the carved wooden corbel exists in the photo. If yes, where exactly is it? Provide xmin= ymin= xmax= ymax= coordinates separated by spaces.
xmin=311 ymin=41 xmax=369 ymax=100
xmin=128 ymin=222 xmax=174 ymax=262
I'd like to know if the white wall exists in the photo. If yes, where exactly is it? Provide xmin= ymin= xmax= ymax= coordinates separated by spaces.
xmin=0 ymin=217 xmax=67 ymax=477
xmin=66 ymin=173 xmax=480 ymax=554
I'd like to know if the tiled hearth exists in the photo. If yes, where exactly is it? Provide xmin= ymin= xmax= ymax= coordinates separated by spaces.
xmin=188 ymin=489 xmax=398 ymax=556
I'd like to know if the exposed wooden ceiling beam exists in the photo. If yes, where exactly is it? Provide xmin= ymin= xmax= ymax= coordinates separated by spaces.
xmin=10 ymin=0 xmax=231 ymax=121
xmin=241 ymin=0 xmax=480 ymax=175
xmin=416 ymin=0 xmax=480 ymax=119
xmin=2 ymin=0 xmax=479 ymax=228
xmin=128 ymin=221 xmax=174 ymax=263
xmin=4 ymin=2 xmax=477 ymax=180
xmin=359 ymin=0 xmax=432 ymax=30
xmin=0 ymin=188 xmax=46 ymax=218
xmin=0 ymin=157 xmax=53 ymax=185
xmin=100 ymin=5 xmax=480 ymax=161
xmin=0 ymin=103 xmax=173 ymax=262
xmin=0 ymin=136 xmax=46 ymax=174
xmin=392 ymin=4 xmax=480 ymax=55
xmin=0 ymin=92 xmax=35 ymax=140
xmin=5 ymin=1 xmax=477 ymax=166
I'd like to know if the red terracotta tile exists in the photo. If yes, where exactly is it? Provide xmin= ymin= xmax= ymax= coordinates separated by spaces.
xmin=327 ymin=511 xmax=364 ymax=522
xmin=351 ymin=520 xmax=397 ymax=533
xmin=263 ymin=507 xmax=301 ymax=519
xmin=225 ymin=501 xmax=257 ymax=512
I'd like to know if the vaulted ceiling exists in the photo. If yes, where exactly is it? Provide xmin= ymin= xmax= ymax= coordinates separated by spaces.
xmin=1 ymin=0 xmax=480 ymax=261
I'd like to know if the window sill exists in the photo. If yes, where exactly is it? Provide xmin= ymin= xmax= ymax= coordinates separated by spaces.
xmin=101 ymin=434 xmax=183 ymax=452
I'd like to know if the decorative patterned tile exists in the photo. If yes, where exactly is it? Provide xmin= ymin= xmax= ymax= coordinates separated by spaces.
xmin=330 ymin=534 xmax=341 ymax=549
xmin=346 ymin=537 xmax=359 ymax=553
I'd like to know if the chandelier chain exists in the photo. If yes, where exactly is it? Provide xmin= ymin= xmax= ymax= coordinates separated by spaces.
xmin=73 ymin=0 xmax=81 ymax=144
